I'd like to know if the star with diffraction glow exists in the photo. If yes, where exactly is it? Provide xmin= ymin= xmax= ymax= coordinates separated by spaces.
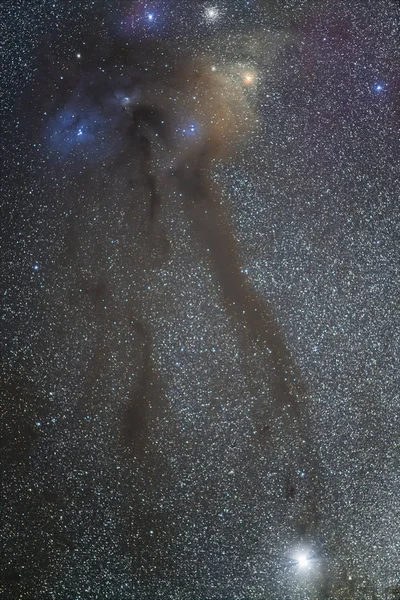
xmin=242 ymin=71 xmax=256 ymax=86
xmin=296 ymin=553 xmax=310 ymax=569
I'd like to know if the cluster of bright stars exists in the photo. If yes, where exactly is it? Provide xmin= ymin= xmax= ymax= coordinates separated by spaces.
xmin=205 ymin=6 xmax=219 ymax=22
xmin=121 ymin=4 xmax=223 ymax=29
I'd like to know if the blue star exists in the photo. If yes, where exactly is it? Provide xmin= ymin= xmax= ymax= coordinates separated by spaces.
xmin=374 ymin=82 xmax=386 ymax=93
xmin=33 ymin=264 xmax=40 ymax=271
xmin=182 ymin=122 xmax=198 ymax=137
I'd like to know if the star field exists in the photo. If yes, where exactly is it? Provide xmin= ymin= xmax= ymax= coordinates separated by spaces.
xmin=1 ymin=1 xmax=400 ymax=598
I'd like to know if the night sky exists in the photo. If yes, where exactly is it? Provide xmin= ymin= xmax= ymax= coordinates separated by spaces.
xmin=1 ymin=1 xmax=400 ymax=598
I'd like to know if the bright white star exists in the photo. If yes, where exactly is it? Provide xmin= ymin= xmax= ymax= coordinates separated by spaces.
xmin=296 ymin=553 xmax=309 ymax=568
xmin=293 ymin=551 xmax=315 ymax=571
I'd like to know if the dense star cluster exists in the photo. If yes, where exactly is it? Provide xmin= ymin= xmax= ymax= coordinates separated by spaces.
xmin=1 ymin=0 xmax=399 ymax=598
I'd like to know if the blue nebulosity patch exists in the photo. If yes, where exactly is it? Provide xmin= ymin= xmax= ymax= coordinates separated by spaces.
xmin=45 ymin=94 xmax=126 ymax=165
xmin=180 ymin=121 xmax=200 ymax=138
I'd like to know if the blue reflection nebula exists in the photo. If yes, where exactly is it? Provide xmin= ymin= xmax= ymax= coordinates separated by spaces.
xmin=46 ymin=95 xmax=126 ymax=164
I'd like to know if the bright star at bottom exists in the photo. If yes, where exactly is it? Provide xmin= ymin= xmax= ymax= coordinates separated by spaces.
xmin=295 ymin=553 xmax=310 ymax=569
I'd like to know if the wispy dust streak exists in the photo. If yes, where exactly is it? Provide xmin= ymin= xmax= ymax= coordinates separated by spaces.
xmin=169 ymin=145 xmax=321 ymax=539
xmin=39 ymin=36 xmax=308 ymax=425
xmin=170 ymin=146 xmax=306 ymax=415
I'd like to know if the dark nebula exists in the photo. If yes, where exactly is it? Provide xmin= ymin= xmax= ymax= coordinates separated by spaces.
xmin=2 ymin=1 xmax=399 ymax=598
